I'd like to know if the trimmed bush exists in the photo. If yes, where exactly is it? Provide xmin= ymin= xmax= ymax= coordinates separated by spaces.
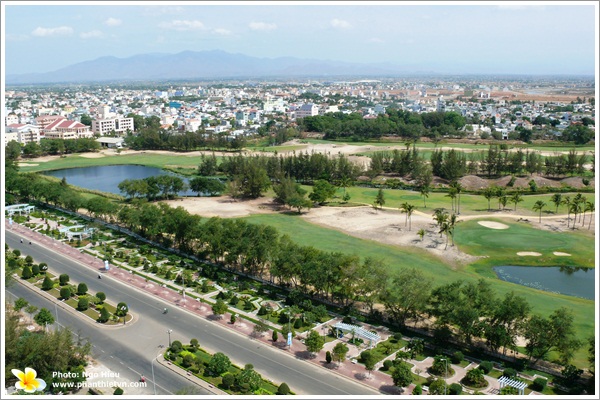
xmin=382 ymin=360 xmax=393 ymax=371
xmin=479 ymin=361 xmax=493 ymax=374
xmin=502 ymin=368 xmax=517 ymax=379
xmin=77 ymin=297 xmax=89 ymax=311
xmin=21 ymin=265 xmax=32 ymax=279
xmin=221 ymin=373 xmax=235 ymax=389
xmin=41 ymin=276 xmax=54 ymax=290
xmin=96 ymin=292 xmax=106 ymax=304
xmin=77 ymin=283 xmax=88 ymax=296
xmin=277 ymin=382 xmax=290 ymax=395
xmin=451 ymin=351 xmax=464 ymax=364
xmin=532 ymin=377 xmax=547 ymax=391
xmin=31 ymin=264 xmax=40 ymax=276
xmin=25 ymin=255 xmax=34 ymax=265
xmin=59 ymin=273 xmax=70 ymax=285
xmin=98 ymin=307 xmax=110 ymax=323
xmin=170 ymin=340 xmax=183 ymax=353
xmin=60 ymin=287 xmax=71 ymax=300
xmin=113 ymin=387 xmax=124 ymax=395
xmin=325 ymin=351 xmax=332 ymax=364
xmin=449 ymin=383 xmax=462 ymax=395
xmin=412 ymin=384 xmax=422 ymax=395
xmin=38 ymin=263 xmax=48 ymax=273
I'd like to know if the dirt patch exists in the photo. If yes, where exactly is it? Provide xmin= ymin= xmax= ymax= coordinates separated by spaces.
xmin=478 ymin=221 xmax=509 ymax=230
xmin=561 ymin=176 xmax=594 ymax=189
xmin=516 ymin=251 xmax=542 ymax=256
xmin=553 ymin=252 xmax=571 ymax=256
xmin=302 ymin=206 xmax=481 ymax=268
xmin=161 ymin=196 xmax=280 ymax=218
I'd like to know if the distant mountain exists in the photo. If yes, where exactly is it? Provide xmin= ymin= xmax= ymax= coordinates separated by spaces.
xmin=5 ymin=50 xmax=433 ymax=84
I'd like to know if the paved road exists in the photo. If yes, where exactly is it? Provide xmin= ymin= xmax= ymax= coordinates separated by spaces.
xmin=6 ymin=283 xmax=208 ymax=396
xmin=6 ymin=230 xmax=380 ymax=395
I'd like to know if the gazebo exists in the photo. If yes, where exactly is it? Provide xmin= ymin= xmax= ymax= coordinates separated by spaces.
xmin=333 ymin=322 xmax=381 ymax=349
xmin=6 ymin=204 xmax=35 ymax=216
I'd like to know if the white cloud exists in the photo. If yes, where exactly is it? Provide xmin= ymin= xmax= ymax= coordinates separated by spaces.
xmin=213 ymin=28 xmax=232 ymax=36
xmin=104 ymin=17 xmax=122 ymax=26
xmin=80 ymin=30 xmax=104 ymax=39
xmin=249 ymin=21 xmax=277 ymax=31
xmin=143 ymin=6 xmax=185 ymax=16
xmin=496 ymin=5 xmax=544 ymax=10
xmin=6 ymin=33 xmax=29 ymax=41
xmin=31 ymin=26 xmax=73 ymax=37
xmin=369 ymin=37 xmax=385 ymax=44
xmin=330 ymin=18 xmax=351 ymax=29
xmin=159 ymin=20 xmax=205 ymax=31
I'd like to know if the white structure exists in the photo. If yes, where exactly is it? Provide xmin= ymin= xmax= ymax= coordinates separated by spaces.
xmin=295 ymin=103 xmax=319 ymax=119
xmin=96 ymin=137 xmax=124 ymax=148
xmin=5 ymin=124 xmax=41 ymax=144
xmin=498 ymin=376 xmax=528 ymax=395
xmin=5 ymin=113 xmax=19 ymax=126
xmin=333 ymin=322 xmax=381 ymax=349
xmin=43 ymin=117 xmax=93 ymax=139
xmin=92 ymin=117 xmax=134 ymax=136
xmin=437 ymin=96 xmax=446 ymax=112
xmin=5 ymin=204 xmax=35 ymax=216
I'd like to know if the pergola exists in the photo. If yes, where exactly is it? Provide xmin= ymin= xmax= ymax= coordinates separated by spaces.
xmin=60 ymin=225 xmax=95 ymax=240
xmin=498 ymin=376 xmax=528 ymax=395
xmin=6 ymin=204 xmax=35 ymax=216
xmin=333 ymin=322 xmax=381 ymax=348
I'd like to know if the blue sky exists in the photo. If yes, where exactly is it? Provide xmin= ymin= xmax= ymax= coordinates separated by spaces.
xmin=3 ymin=2 xmax=597 ymax=76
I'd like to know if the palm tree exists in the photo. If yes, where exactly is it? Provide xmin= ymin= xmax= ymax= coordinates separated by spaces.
xmin=532 ymin=200 xmax=547 ymax=223
xmin=579 ymin=196 xmax=588 ymax=226
xmin=446 ymin=187 xmax=457 ymax=213
xmin=417 ymin=229 xmax=426 ymax=241
xmin=420 ymin=186 xmax=430 ymax=208
xmin=433 ymin=209 xmax=449 ymax=238
xmin=573 ymin=193 xmax=584 ymax=224
xmin=569 ymin=202 xmax=581 ymax=230
xmin=495 ymin=187 xmax=506 ymax=210
xmin=405 ymin=203 xmax=416 ymax=231
xmin=338 ymin=176 xmax=352 ymax=199
xmin=449 ymin=213 xmax=458 ymax=246
xmin=585 ymin=201 xmax=594 ymax=230
xmin=510 ymin=192 xmax=523 ymax=211
xmin=400 ymin=202 xmax=410 ymax=227
xmin=453 ymin=182 xmax=463 ymax=215
xmin=561 ymin=195 xmax=572 ymax=228
xmin=550 ymin=193 xmax=562 ymax=214
xmin=440 ymin=222 xmax=451 ymax=250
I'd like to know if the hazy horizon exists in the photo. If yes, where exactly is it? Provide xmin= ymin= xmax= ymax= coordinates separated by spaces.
xmin=3 ymin=2 xmax=597 ymax=77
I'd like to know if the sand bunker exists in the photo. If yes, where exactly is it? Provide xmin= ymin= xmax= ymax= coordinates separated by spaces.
xmin=18 ymin=163 xmax=39 ymax=167
xmin=553 ymin=252 xmax=571 ymax=256
xmin=517 ymin=252 xmax=542 ymax=256
xmin=478 ymin=221 xmax=509 ymax=229
xmin=79 ymin=153 xmax=105 ymax=158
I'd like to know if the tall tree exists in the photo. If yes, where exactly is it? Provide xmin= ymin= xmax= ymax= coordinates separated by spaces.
xmin=532 ymin=200 xmax=547 ymax=223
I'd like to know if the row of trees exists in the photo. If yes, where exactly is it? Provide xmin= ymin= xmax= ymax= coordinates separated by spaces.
xmin=124 ymin=127 xmax=247 ymax=151
xmin=117 ymin=175 xmax=187 ymax=200
xmin=7 ymin=137 xmax=101 ymax=158
xmin=298 ymin=109 xmax=467 ymax=141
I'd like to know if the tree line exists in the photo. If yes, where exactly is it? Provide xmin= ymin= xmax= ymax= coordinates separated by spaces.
xmin=7 ymin=137 xmax=101 ymax=159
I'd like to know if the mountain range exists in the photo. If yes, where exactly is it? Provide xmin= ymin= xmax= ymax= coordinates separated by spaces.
xmin=6 ymin=50 xmax=435 ymax=84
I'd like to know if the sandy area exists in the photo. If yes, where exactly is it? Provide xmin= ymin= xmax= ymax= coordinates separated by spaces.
xmin=161 ymin=196 xmax=281 ymax=218
xmin=517 ymin=252 xmax=542 ymax=256
xmin=79 ymin=152 xmax=106 ymax=158
xmin=17 ymin=163 xmax=39 ymax=167
xmin=478 ymin=221 xmax=509 ymax=230
xmin=553 ymin=252 xmax=571 ymax=256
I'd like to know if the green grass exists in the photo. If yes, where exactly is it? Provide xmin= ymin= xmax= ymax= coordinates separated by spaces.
xmin=241 ymin=212 xmax=594 ymax=368
xmin=19 ymin=152 xmax=222 ymax=173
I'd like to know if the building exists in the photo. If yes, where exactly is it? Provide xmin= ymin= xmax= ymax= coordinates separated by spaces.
xmin=295 ymin=103 xmax=319 ymax=119
xmin=35 ymin=115 xmax=64 ymax=129
xmin=92 ymin=117 xmax=134 ymax=136
xmin=5 ymin=113 xmax=19 ymax=126
xmin=43 ymin=117 xmax=93 ymax=139
xmin=96 ymin=137 xmax=125 ymax=149
xmin=5 ymin=124 xmax=41 ymax=144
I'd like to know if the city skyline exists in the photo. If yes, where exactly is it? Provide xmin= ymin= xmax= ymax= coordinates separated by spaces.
xmin=2 ymin=2 xmax=597 ymax=77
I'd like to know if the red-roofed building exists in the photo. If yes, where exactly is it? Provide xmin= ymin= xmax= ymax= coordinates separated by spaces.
xmin=4 ymin=123 xmax=41 ymax=145
xmin=43 ymin=117 xmax=93 ymax=140
xmin=35 ymin=115 xmax=64 ymax=129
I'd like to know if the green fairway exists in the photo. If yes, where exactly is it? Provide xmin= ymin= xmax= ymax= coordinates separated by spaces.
xmin=19 ymin=152 xmax=223 ymax=173
xmin=241 ymin=212 xmax=594 ymax=368
xmin=334 ymin=186 xmax=594 ymax=217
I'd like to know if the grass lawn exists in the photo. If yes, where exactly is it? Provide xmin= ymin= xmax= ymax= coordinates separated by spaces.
xmin=19 ymin=152 xmax=223 ymax=173
xmin=242 ymin=212 xmax=594 ymax=368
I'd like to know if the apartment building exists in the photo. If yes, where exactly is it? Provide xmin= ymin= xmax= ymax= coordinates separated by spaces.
xmin=35 ymin=115 xmax=64 ymax=129
xmin=5 ymin=124 xmax=41 ymax=145
xmin=92 ymin=117 xmax=134 ymax=136
xmin=295 ymin=103 xmax=319 ymax=119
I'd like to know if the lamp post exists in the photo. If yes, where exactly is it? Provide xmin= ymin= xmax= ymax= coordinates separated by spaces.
xmin=167 ymin=329 xmax=172 ymax=347
xmin=440 ymin=357 xmax=448 ymax=395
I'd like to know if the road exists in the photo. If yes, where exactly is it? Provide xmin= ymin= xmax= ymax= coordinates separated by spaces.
xmin=6 ymin=230 xmax=380 ymax=395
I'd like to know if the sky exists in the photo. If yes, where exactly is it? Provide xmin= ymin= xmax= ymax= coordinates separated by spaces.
xmin=2 ymin=1 xmax=597 ymax=76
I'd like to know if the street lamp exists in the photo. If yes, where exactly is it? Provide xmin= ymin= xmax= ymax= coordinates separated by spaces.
xmin=167 ymin=329 xmax=172 ymax=347
xmin=440 ymin=357 xmax=448 ymax=395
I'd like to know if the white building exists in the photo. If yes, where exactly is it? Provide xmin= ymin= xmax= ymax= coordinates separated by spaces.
xmin=5 ymin=123 xmax=41 ymax=144
xmin=295 ymin=103 xmax=319 ymax=119
xmin=43 ymin=118 xmax=93 ymax=139
xmin=5 ymin=113 xmax=19 ymax=126
xmin=92 ymin=117 xmax=134 ymax=136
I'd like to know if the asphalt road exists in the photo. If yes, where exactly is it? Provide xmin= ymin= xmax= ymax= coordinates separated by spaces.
xmin=6 ymin=230 xmax=380 ymax=395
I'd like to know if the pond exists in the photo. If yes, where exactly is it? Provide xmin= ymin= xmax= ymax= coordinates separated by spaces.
xmin=493 ymin=265 xmax=595 ymax=300
xmin=42 ymin=165 xmax=197 ymax=196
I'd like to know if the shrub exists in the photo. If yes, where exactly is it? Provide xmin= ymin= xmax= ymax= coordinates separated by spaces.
xmin=14 ymin=297 xmax=29 ymax=310
xmin=31 ymin=264 xmax=40 ymax=276
xmin=451 ymin=351 xmax=464 ymax=364
xmin=78 ymin=297 xmax=89 ymax=311
xmin=21 ymin=265 xmax=32 ymax=279
xmin=502 ymin=368 xmax=517 ymax=379
xmin=113 ymin=387 xmax=124 ymax=395
xmin=59 ymin=273 xmax=70 ymax=285
xmin=190 ymin=338 xmax=199 ymax=348
xmin=449 ymin=383 xmax=463 ymax=395
xmin=182 ymin=354 xmax=195 ymax=368
xmin=77 ymin=283 xmax=88 ymax=296
xmin=277 ymin=382 xmax=290 ymax=395
xmin=258 ymin=305 xmax=268 ymax=315
xmin=499 ymin=386 xmax=519 ymax=395
xmin=98 ymin=307 xmax=110 ymax=323
xmin=479 ymin=361 xmax=493 ymax=374
xmin=532 ymin=377 xmax=547 ymax=391
xmin=393 ymin=332 xmax=403 ymax=341
xmin=412 ymin=384 xmax=422 ymax=395
xmin=170 ymin=340 xmax=183 ymax=353
xmin=221 ymin=372 xmax=235 ymax=389
xmin=60 ymin=287 xmax=71 ymax=300
xmin=38 ymin=263 xmax=48 ymax=273
xmin=463 ymin=368 xmax=487 ymax=388
xmin=382 ymin=360 xmax=393 ymax=371
xmin=96 ymin=292 xmax=106 ymax=304
xmin=25 ymin=255 xmax=34 ymax=265
xmin=293 ymin=318 xmax=302 ymax=329
xmin=325 ymin=351 xmax=332 ymax=364
xmin=360 ymin=350 xmax=371 ymax=363
xmin=13 ymin=249 xmax=21 ymax=257
xmin=272 ymin=330 xmax=278 ymax=342
xmin=40 ymin=275 xmax=53 ymax=290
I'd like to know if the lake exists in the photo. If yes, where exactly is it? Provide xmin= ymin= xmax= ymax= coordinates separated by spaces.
xmin=42 ymin=165 xmax=197 ymax=196
xmin=493 ymin=265 xmax=595 ymax=300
